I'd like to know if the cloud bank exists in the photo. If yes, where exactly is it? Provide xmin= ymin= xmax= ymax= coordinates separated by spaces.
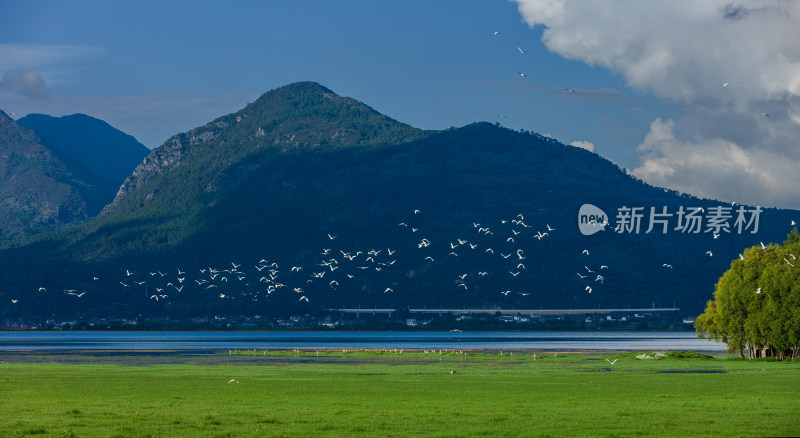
xmin=513 ymin=0 xmax=800 ymax=209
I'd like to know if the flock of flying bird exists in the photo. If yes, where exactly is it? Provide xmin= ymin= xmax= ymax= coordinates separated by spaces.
xmin=14 ymin=210 xmax=614 ymax=308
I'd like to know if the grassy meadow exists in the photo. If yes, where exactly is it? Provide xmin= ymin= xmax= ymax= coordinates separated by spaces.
xmin=1 ymin=349 xmax=799 ymax=437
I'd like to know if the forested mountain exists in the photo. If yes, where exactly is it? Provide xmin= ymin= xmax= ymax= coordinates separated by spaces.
xmin=17 ymin=113 xmax=149 ymax=192
xmin=0 ymin=111 xmax=111 ymax=243
xmin=0 ymin=83 xmax=797 ymax=320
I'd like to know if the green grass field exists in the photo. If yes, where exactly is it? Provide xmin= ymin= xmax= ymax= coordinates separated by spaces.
xmin=1 ymin=350 xmax=798 ymax=437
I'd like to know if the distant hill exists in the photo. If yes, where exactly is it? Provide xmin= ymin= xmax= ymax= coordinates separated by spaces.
xmin=0 ymin=83 xmax=797 ymax=321
xmin=0 ymin=110 xmax=114 ymax=244
xmin=17 ymin=113 xmax=149 ymax=191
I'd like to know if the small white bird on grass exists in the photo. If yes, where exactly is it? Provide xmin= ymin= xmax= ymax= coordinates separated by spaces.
xmin=228 ymin=379 xmax=239 ymax=384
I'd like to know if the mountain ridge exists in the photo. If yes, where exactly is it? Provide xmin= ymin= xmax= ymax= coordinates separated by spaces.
xmin=0 ymin=82 xmax=797 ymax=320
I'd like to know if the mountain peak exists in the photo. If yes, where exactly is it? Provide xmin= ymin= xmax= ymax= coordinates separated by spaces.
xmin=101 ymin=82 xmax=429 ymax=215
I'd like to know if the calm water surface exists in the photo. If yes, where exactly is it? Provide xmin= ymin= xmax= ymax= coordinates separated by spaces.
xmin=0 ymin=331 xmax=727 ymax=352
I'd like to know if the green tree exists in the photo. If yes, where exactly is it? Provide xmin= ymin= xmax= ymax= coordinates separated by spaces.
xmin=696 ymin=229 xmax=800 ymax=360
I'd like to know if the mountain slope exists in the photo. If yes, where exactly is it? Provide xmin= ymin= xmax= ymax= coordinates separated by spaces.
xmin=17 ymin=113 xmax=149 ymax=190
xmin=83 ymin=81 xmax=429 ymax=254
xmin=0 ymin=110 xmax=111 ymax=243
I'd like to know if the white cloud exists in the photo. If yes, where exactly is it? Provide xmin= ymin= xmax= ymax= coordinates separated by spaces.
xmin=0 ymin=70 xmax=49 ymax=98
xmin=568 ymin=140 xmax=594 ymax=152
xmin=632 ymin=118 xmax=800 ymax=208
xmin=512 ymin=0 xmax=800 ymax=209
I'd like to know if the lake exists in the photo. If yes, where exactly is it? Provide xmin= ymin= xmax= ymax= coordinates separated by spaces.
xmin=0 ymin=331 xmax=727 ymax=352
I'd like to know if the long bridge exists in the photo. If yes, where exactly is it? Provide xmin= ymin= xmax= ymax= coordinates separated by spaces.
xmin=327 ymin=307 xmax=680 ymax=317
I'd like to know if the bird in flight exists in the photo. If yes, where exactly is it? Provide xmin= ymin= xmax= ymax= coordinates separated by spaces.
xmin=517 ymin=46 xmax=527 ymax=54
xmin=706 ymin=251 xmax=713 ymax=257
xmin=517 ymin=72 xmax=527 ymax=77
xmin=582 ymin=250 xmax=589 ymax=255
xmin=585 ymin=286 xmax=592 ymax=293
xmin=606 ymin=358 xmax=618 ymax=365
xmin=493 ymin=31 xmax=502 ymax=36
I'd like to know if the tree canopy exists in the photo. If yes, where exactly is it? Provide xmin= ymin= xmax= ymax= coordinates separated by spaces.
xmin=696 ymin=229 xmax=800 ymax=359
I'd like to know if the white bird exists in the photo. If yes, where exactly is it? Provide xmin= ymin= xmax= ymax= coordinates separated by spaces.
xmin=11 ymin=299 xmax=18 ymax=303
xmin=65 ymin=291 xmax=86 ymax=298
xmin=791 ymin=220 xmax=797 ymax=226
xmin=293 ymin=287 xmax=304 ymax=294
xmin=329 ymin=280 xmax=339 ymax=287
xmin=328 ymin=234 xmax=337 ymax=240
xmin=485 ymin=248 xmax=494 ymax=254
xmin=493 ymin=31 xmax=502 ymax=36
xmin=459 ymin=274 xmax=468 ymax=280
xmin=760 ymin=242 xmax=767 ymax=250
xmin=228 ymin=379 xmax=239 ymax=384
xmin=762 ymin=113 xmax=770 ymax=117
xmin=501 ymin=290 xmax=511 ymax=296
xmin=414 ymin=209 xmax=420 ymax=214
xmin=595 ymin=275 xmax=604 ymax=283
xmin=739 ymin=254 xmax=745 ymax=261
xmin=517 ymin=263 xmax=526 ymax=270
xmin=501 ymin=253 xmax=511 ymax=259
xmin=517 ymin=46 xmax=526 ymax=54
xmin=723 ymin=82 xmax=729 ymax=87
xmin=663 ymin=264 xmax=673 ymax=269
xmin=126 ymin=269 xmax=134 ymax=276
xmin=582 ymin=250 xmax=589 ymax=255
xmin=585 ymin=266 xmax=594 ymax=273
xmin=713 ymin=233 xmax=720 ymax=239
xmin=384 ymin=288 xmax=393 ymax=294
xmin=517 ymin=72 xmax=527 ymax=77
xmin=756 ymin=287 xmax=762 ymax=294
xmin=516 ymin=249 xmax=526 ymax=260
xmin=547 ymin=224 xmax=556 ymax=231
xmin=458 ymin=283 xmax=468 ymax=289
xmin=38 ymin=287 xmax=46 ymax=292
xmin=509 ymin=271 xmax=520 ymax=277
xmin=706 ymin=251 xmax=713 ymax=257
xmin=299 ymin=296 xmax=309 ymax=302
xmin=577 ymin=273 xmax=587 ymax=279
xmin=606 ymin=358 xmax=618 ymax=365
xmin=425 ymin=256 xmax=435 ymax=262
xmin=291 ymin=266 xmax=302 ymax=272
xmin=785 ymin=258 xmax=795 ymax=267
xmin=600 ymin=265 xmax=608 ymax=270
xmin=585 ymin=286 xmax=592 ymax=293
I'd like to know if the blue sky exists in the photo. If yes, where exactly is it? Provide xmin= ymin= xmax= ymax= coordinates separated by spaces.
xmin=1 ymin=1 xmax=799 ymax=209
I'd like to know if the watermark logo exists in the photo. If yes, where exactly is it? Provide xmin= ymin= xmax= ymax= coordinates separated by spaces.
xmin=578 ymin=204 xmax=762 ymax=236
xmin=578 ymin=204 xmax=609 ymax=236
